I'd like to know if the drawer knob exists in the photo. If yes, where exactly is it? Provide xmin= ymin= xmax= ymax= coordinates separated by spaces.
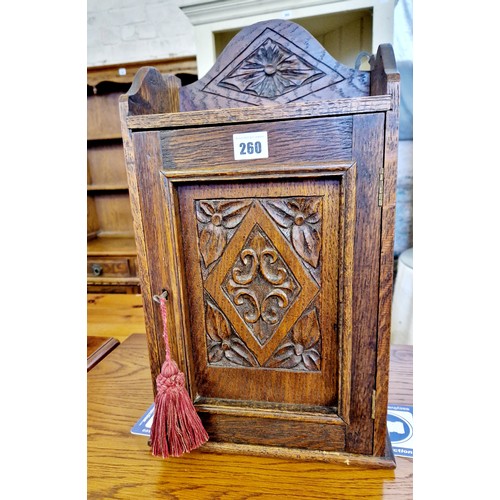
xmin=91 ymin=264 xmax=103 ymax=276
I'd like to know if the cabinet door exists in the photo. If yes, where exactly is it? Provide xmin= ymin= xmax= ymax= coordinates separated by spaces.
xmin=161 ymin=157 xmax=356 ymax=451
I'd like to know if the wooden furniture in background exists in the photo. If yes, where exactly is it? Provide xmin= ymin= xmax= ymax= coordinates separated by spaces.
xmin=87 ymin=335 xmax=412 ymax=498
xmin=87 ymin=293 xmax=146 ymax=343
xmin=87 ymin=336 xmax=120 ymax=371
xmin=120 ymin=20 xmax=399 ymax=466
xmin=87 ymin=58 xmax=197 ymax=294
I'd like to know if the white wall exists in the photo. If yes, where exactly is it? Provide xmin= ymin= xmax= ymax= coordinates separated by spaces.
xmin=87 ymin=0 xmax=196 ymax=67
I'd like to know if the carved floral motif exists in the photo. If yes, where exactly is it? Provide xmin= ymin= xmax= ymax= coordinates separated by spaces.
xmin=205 ymin=302 xmax=258 ymax=367
xmin=219 ymin=38 xmax=324 ymax=99
xmin=222 ymin=225 xmax=300 ymax=346
xmin=263 ymin=197 xmax=322 ymax=268
xmin=199 ymin=197 xmax=323 ymax=371
xmin=196 ymin=200 xmax=252 ymax=267
xmin=266 ymin=308 xmax=321 ymax=371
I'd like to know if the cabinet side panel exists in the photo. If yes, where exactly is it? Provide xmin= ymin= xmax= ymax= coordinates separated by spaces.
xmin=373 ymin=84 xmax=400 ymax=456
xmin=345 ymin=113 xmax=385 ymax=455
xmin=127 ymin=131 xmax=194 ymax=389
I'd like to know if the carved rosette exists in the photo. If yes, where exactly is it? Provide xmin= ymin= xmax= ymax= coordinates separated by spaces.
xmin=219 ymin=38 xmax=325 ymax=99
xmin=199 ymin=197 xmax=323 ymax=372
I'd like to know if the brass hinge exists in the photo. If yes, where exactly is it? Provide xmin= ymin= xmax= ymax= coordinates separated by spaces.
xmin=371 ymin=390 xmax=376 ymax=419
xmin=378 ymin=169 xmax=384 ymax=207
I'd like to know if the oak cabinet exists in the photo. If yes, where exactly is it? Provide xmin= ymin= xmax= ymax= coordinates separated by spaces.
xmin=120 ymin=20 xmax=399 ymax=466
xmin=87 ymin=59 xmax=197 ymax=293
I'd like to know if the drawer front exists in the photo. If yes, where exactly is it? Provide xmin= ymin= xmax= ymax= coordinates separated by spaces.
xmin=87 ymin=257 xmax=131 ymax=278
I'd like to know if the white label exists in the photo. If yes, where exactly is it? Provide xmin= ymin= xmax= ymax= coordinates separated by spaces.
xmin=233 ymin=131 xmax=269 ymax=160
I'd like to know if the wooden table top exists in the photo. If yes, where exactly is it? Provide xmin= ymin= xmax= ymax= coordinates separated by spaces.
xmin=87 ymin=293 xmax=146 ymax=342
xmin=88 ymin=334 xmax=413 ymax=499
xmin=87 ymin=336 xmax=120 ymax=371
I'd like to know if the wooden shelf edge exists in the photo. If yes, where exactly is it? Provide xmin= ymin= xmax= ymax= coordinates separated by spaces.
xmin=87 ymin=276 xmax=140 ymax=286
xmin=87 ymin=55 xmax=198 ymax=87
xmin=87 ymin=134 xmax=123 ymax=141
xmin=87 ymin=235 xmax=137 ymax=255
xmin=87 ymin=184 xmax=129 ymax=191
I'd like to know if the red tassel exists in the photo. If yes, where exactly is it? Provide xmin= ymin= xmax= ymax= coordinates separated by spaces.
xmin=150 ymin=294 xmax=209 ymax=458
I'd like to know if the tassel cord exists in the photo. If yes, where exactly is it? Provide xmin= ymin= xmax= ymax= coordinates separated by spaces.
xmin=159 ymin=297 xmax=171 ymax=361
xmin=149 ymin=292 xmax=209 ymax=458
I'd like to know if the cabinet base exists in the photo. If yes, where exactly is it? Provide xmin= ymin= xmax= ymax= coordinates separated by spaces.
xmin=196 ymin=434 xmax=396 ymax=469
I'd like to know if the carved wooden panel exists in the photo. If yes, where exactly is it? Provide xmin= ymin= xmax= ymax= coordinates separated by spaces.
xmin=203 ymin=29 xmax=344 ymax=105
xmin=199 ymin=197 xmax=321 ymax=369
xmin=167 ymin=161 xmax=355 ymax=409
xmin=180 ymin=20 xmax=370 ymax=111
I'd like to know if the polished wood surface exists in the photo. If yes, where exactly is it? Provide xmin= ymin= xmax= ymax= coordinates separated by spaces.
xmin=87 ymin=81 xmax=139 ymax=293
xmin=87 ymin=293 xmax=145 ymax=342
xmin=87 ymin=336 xmax=120 ymax=371
xmin=87 ymin=56 xmax=197 ymax=88
xmin=87 ymin=335 xmax=412 ymax=499
xmin=120 ymin=19 xmax=399 ymax=463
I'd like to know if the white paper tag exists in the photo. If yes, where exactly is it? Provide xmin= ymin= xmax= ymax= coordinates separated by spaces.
xmin=233 ymin=131 xmax=269 ymax=160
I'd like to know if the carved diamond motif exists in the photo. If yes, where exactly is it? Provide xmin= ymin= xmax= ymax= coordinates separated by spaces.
xmin=201 ymin=27 xmax=345 ymax=105
xmin=205 ymin=200 xmax=320 ymax=366
xmin=219 ymin=38 xmax=324 ymax=99
xmin=221 ymin=224 xmax=301 ymax=346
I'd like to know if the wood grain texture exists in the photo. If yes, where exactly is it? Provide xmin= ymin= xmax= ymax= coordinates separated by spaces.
xmin=91 ymin=192 xmax=135 ymax=236
xmin=345 ymin=112 xmax=385 ymax=455
xmin=87 ymin=335 xmax=412 ymax=499
xmin=119 ymin=20 xmax=399 ymax=463
xmin=131 ymin=131 xmax=185 ymax=391
xmin=126 ymin=95 xmax=391 ymax=130
xmin=200 ymin=412 xmax=346 ymax=451
xmin=371 ymin=44 xmax=401 ymax=457
xmin=87 ymin=195 xmax=99 ymax=237
xmin=87 ymin=283 xmax=141 ymax=295
xmin=87 ymin=140 xmax=127 ymax=186
xmin=127 ymin=67 xmax=181 ymax=116
xmin=161 ymin=162 xmax=358 ymax=457
xmin=87 ymin=236 xmax=137 ymax=255
xmin=388 ymin=345 xmax=412 ymax=404
xmin=88 ymin=78 xmax=140 ymax=292
xmin=179 ymin=19 xmax=370 ymax=111
xmin=87 ymin=336 xmax=120 ymax=371
xmin=87 ymin=92 xmax=123 ymax=140
xmin=87 ymin=56 xmax=197 ymax=87
xmin=86 ymin=257 xmax=132 ymax=278
xmin=87 ymin=294 xmax=145 ymax=343
xmin=176 ymin=176 xmax=345 ymax=408
xmin=86 ymin=251 xmax=138 ymax=287
xmin=160 ymin=116 xmax=352 ymax=171
xmin=119 ymin=73 xmax=182 ymax=391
